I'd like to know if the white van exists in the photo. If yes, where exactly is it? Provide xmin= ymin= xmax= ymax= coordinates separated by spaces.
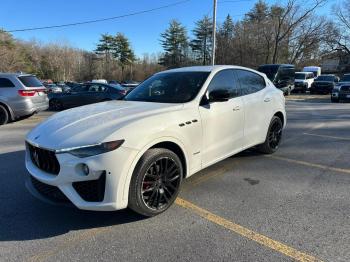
xmin=303 ymin=66 xmax=321 ymax=78
xmin=91 ymin=79 xmax=108 ymax=84
xmin=294 ymin=72 xmax=315 ymax=92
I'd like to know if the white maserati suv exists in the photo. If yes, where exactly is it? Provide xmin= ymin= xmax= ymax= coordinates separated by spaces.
xmin=25 ymin=66 xmax=286 ymax=216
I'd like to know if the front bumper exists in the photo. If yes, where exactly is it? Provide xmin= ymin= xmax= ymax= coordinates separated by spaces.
xmin=25 ymin=143 xmax=138 ymax=211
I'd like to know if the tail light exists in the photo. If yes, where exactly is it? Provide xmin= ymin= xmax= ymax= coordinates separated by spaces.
xmin=119 ymin=89 xmax=127 ymax=95
xmin=18 ymin=89 xmax=47 ymax=97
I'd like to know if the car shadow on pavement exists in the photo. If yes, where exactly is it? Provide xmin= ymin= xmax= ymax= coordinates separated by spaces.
xmin=0 ymin=150 xmax=146 ymax=242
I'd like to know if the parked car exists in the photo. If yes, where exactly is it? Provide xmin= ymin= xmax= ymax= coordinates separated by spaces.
xmin=303 ymin=66 xmax=321 ymax=78
xmin=91 ymin=79 xmax=108 ymax=84
xmin=45 ymin=84 xmax=62 ymax=93
xmin=310 ymin=74 xmax=339 ymax=94
xmin=294 ymin=72 xmax=314 ymax=93
xmin=48 ymin=82 xmax=126 ymax=110
xmin=25 ymin=65 xmax=286 ymax=216
xmin=258 ymin=64 xmax=295 ymax=95
xmin=0 ymin=73 xmax=48 ymax=125
xmin=121 ymin=80 xmax=140 ymax=92
xmin=108 ymin=80 xmax=120 ymax=85
xmin=331 ymin=74 xmax=350 ymax=102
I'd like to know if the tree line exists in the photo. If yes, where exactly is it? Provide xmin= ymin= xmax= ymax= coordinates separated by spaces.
xmin=0 ymin=0 xmax=349 ymax=82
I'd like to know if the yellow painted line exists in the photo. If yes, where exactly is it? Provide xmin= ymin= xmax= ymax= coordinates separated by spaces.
xmin=28 ymin=227 xmax=110 ymax=262
xmin=303 ymin=132 xmax=350 ymax=141
xmin=267 ymin=155 xmax=350 ymax=175
xmin=175 ymin=198 xmax=322 ymax=262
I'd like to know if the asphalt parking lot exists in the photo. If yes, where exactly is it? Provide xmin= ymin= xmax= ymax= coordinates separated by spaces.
xmin=1 ymin=95 xmax=350 ymax=262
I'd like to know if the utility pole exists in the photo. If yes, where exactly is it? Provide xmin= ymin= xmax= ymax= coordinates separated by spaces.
xmin=211 ymin=0 xmax=217 ymax=65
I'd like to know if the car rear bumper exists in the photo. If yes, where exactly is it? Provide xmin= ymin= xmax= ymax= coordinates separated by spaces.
xmin=13 ymin=98 xmax=49 ymax=118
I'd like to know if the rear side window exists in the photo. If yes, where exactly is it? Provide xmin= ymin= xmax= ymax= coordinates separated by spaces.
xmin=0 ymin=78 xmax=15 ymax=88
xmin=18 ymin=76 xmax=43 ymax=87
xmin=208 ymin=69 xmax=240 ymax=98
xmin=235 ymin=70 xmax=266 ymax=95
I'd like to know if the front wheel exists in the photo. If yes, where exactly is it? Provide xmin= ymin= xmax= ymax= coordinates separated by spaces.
xmin=0 ymin=105 xmax=9 ymax=125
xmin=128 ymin=148 xmax=183 ymax=217
xmin=258 ymin=116 xmax=283 ymax=154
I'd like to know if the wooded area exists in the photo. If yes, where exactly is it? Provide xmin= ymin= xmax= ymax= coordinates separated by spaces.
xmin=0 ymin=0 xmax=349 ymax=81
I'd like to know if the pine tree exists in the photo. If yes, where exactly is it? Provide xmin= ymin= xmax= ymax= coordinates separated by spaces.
xmin=95 ymin=34 xmax=115 ymax=78
xmin=113 ymin=33 xmax=135 ymax=79
xmin=191 ymin=15 xmax=213 ymax=65
xmin=160 ymin=20 xmax=189 ymax=68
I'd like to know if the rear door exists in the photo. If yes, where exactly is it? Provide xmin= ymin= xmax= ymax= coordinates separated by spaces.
xmin=234 ymin=69 xmax=272 ymax=148
xmin=0 ymin=77 xmax=17 ymax=108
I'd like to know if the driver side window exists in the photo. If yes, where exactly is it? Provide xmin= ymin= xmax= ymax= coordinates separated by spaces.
xmin=208 ymin=69 xmax=239 ymax=98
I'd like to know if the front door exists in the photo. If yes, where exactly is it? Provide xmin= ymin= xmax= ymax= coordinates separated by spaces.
xmin=199 ymin=69 xmax=244 ymax=168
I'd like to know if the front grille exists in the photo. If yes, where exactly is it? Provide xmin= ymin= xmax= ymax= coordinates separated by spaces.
xmin=73 ymin=173 xmax=106 ymax=202
xmin=30 ymin=175 xmax=70 ymax=203
xmin=27 ymin=142 xmax=60 ymax=175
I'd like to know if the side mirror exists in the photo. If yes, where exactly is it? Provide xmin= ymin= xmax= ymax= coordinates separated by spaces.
xmin=209 ymin=89 xmax=230 ymax=102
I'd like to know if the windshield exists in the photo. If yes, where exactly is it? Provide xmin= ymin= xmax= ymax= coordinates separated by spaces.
xmin=295 ymin=73 xmax=306 ymax=80
xmin=18 ymin=75 xmax=43 ymax=87
xmin=257 ymin=65 xmax=279 ymax=81
xmin=340 ymin=75 xmax=350 ymax=82
xmin=316 ymin=75 xmax=335 ymax=82
xmin=124 ymin=71 xmax=210 ymax=103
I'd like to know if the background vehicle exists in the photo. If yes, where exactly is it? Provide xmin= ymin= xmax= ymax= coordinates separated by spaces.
xmin=48 ymin=82 xmax=126 ymax=110
xmin=303 ymin=66 xmax=321 ymax=78
xmin=91 ymin=79 xmax=108 ymax=84
xmin=121 ymin=80 xmax=140 ymax=92
xmin=45 ymin=83 xmax=62 ymax=93
xmin=0 ymin=73 xmax=48 ymax=125
xmin=26 ymin=65 xmax=286 ymax=216
xmin=310 ymin=74 xmax=339 ymax=94
xmin=258 ymin=64 xmax=295 ymax=96
xmin=294 ymin=72 xmax=314 ymax=93
xmin=331 ymin=74 xmax=350 ymax=102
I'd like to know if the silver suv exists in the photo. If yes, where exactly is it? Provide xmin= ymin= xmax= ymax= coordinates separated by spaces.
xmin=0 ymin=73 xmax=49 ymax=125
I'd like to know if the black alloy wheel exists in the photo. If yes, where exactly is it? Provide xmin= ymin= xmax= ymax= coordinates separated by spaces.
xmin=141 ymin=157 xmax=181 ymax=211
xmin=268 ymin=118 xmax=283 ymax=150
xmin=0 ymin=105 xmax=9 ymax=125
xmin=258 ymin=116 xmax=283 ymax=154
xmin=128 ymin=148 xmax=183 ymax=216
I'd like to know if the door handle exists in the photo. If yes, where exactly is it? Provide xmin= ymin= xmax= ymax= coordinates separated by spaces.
xmin=233 ymin=106 xmax=241 ymax=111
xmin=264 ymin=97 xmax=271 ymax=102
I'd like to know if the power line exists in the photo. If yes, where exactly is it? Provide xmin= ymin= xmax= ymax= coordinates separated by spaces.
xmin=6 ymin=0 xmax=190 ymax=33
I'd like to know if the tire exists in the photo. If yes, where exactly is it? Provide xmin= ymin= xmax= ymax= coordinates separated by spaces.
xmin=49 ymin=99 xmax=63 ymax=111
xmin=284 ymin=88 xmax=291 ymax=96
xmin=258 ymin=116 xmax=283 ymax=154
xmin=128 ymin=148 xmax=183 ymax=217
xmin=0 ymin=105 xmax=9 ymax=125
xmin=331 ymin=98 xmax=339 ymax=103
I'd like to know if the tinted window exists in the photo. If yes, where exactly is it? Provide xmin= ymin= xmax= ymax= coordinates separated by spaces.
xmin=125 ymin=72 xmax=209 ymax=103
xmin=18 ymin=76 xmax=43 ymax=87
xmin=88 ymin=84 xmax=107 ymax=92
xmin=235 ymin=70 xmax=266 ymax=95
xmin=207 ymin=70 xmax=239 ymax=98
xmin=258 ymin=65 xmax=279 ymax=81
xmin=295 ymin=73 xmax=306 ymax=80
xmin=278 ymin=67 xmax=295 ymax=81
xmin=0 ymin=78 xmax=15 ymax=88
xmin=316 ymin=75 xmax=335 ymax=82
xmin=340 ymin=75 xmax=350 ymax=82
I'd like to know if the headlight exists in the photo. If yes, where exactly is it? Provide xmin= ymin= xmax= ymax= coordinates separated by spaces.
xmin=56 ymin=140 xmax=125 ymax=158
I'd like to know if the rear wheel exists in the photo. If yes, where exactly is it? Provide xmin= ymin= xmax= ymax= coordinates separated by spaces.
xmin=49 ymin=99 xmax=63 ymax=111
xmin=0 ymin=105 xmax=9 ymax=125
xmin=128 ymin=148 xmax=183 ymax=217
xmin=258 ymin=116 xmax=283 ymax=154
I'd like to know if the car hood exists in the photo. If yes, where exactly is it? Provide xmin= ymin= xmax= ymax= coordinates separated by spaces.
xmin=27 ymin=101 xmax=183 ymax=150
